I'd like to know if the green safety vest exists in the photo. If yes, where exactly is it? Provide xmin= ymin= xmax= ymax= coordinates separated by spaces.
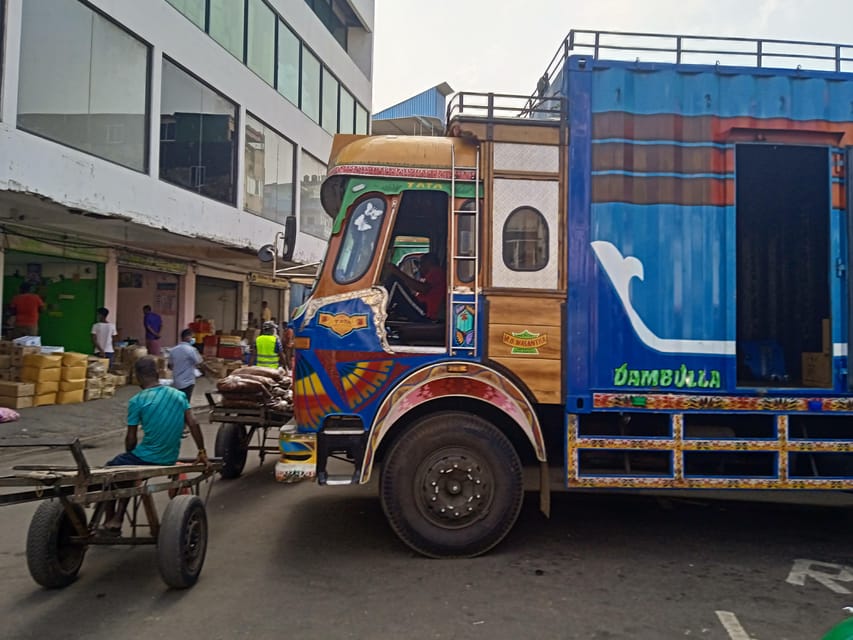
xmin=255 ymin=334 xmax=279 ymax=368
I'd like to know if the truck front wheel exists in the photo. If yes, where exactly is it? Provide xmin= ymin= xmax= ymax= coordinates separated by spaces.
xmin=380 ymin=411 xmax=524 ymax=558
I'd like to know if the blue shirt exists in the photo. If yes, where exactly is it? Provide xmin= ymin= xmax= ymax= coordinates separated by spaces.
xmin=144 ymin=310 xmax=162 ymax=340
xmin=169 ymin=341 xmax=202 ymax=390
xmin=128 ymin=386 xmax=189 ymax=465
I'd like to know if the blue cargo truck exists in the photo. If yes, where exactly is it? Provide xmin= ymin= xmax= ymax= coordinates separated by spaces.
xmin=278 ymin=30 xmax=853 ymax=557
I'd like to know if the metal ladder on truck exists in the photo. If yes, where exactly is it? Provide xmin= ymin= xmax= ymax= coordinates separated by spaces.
xmin=449 ymin=143 xmax=480 ymax=357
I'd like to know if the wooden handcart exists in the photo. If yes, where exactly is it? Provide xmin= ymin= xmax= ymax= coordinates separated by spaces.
xmin=0 ymin=438 xmax=221 ymax=590
xmin=206 ymin=393 xmax=292 ymax=479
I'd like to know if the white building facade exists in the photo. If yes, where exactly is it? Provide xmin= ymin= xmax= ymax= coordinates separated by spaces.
xmin=0 ymin=0 xmax=373 ymax=353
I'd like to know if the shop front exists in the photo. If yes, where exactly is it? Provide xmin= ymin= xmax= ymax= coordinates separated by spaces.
xmin=195 ymin=275 xmax=241 ymax=335
xmin=115 ymin=254 xmax=185 ymax=350
xmin=3 ymin=239 xmax=107 ymax=354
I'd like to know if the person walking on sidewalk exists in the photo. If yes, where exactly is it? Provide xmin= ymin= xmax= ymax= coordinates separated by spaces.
xmin=100 ymin=356 xmax=208 ymax=535
xmin=253 ymin=321 xmax=286 ymax=369
xmin=143 ymin=305 xmax=162 ymax=355
xmin=91 ymin=307 xmax=117 ymax=368
xmin=168 ymin=328 xmax=203 ymax=404
xmin=10 ymin=283 xmax=45 ymax=337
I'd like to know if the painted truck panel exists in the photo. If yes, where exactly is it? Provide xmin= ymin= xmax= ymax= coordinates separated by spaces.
xmin=566 ymin=57 xmax=853 ymax=404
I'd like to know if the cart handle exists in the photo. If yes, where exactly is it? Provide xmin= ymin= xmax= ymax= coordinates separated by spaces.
xmin=0 ymin=437 xmax=90 ymax=480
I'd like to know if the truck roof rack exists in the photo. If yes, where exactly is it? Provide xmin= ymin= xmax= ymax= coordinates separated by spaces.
xmin=446 ymin=91 xmax=566 ymax=125
xmin=533 ymin=29 xmax=853 ymax=103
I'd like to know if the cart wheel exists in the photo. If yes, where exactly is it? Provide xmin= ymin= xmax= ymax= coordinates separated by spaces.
xmin=215 ymin=423 xmax=248 ymax=479
xmin=157 ymin=495 xmax=208 ymax=589
xmin=26 ymin=499 xmax=88 ymax=589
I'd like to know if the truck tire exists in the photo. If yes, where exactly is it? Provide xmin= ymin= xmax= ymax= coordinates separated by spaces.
xmin=380 ymin=411 xmax=524 ymax=558
xmin=26 ymin=500 xmax=88 ymax=589
xmin=215 ymin=423 xmax=247 ymax=479
xmin=157 ymin=495 xmax=207 ymax=589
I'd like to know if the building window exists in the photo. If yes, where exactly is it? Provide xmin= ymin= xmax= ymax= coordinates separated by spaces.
xmin=300 ymin=152 xmax=329 ymax=239
xmin=301 ymin=48 xmax=321 ymax=123
xmin=165 ymin=0 xmax=206 ymax=29
xmin=160 ymin=58 xmax=237 ymax=204
xmin=247 ymin=0 xmax=275 ymax=85
xmin=17 ymin=0 xmax=149 ymax=172
xmin=305 ymin=0 xmax=348 ymax=51
xmin=322 ymin=68 xmax=339 ymax=134
xmin=339 ymin=88 xmax=355 ymax=135
xmin=277 ymin=21 xmax=300 ymax=105
xmin=355 ymin=104 xmax=368 ymax=135
xmin=244 ymin=114 xmax=295 ymax=223
xmin=502 ymin=207 xmax=549 ymax=271
xmin=208 ymin=0 xmax=245 ymax=60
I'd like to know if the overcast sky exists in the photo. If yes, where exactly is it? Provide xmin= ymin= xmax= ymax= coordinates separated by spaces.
xmin=372 ymin=0 xmax=853 ymax=111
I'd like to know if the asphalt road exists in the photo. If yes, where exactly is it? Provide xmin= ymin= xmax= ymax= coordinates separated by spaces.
xmin=2 ymin=429 xmax=853 ymax=640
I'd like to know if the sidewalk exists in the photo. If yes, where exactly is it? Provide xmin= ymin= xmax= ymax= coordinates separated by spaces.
xmin=0 ymin=376 xmax=218 ymax=446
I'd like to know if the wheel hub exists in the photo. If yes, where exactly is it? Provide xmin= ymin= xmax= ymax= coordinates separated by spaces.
xmin=417 ymin=450 xmax=493 ymax=529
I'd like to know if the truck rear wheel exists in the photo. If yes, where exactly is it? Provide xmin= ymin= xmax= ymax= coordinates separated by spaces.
xmin=380 ymin=411 xmax=524 ymax=558
xmin=215 ymin=423 xmax=247 ymax=479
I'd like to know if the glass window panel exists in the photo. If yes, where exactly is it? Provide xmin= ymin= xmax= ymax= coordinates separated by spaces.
xmin=334 ymin=197 xmax=386 ymax=284
xmin=339 ymin=88 xmax=355 ymax=134
xmin=166 ymin=0 xmax=205 ymax=29
xmin=208 ymin=0 xmax=245 ymax=60
xmin=277 ymin=21 xmax=300 ymax=105
xmin=17 ymin=0 xmax=148 ymax=172
xmin=244 ymin=114 xmax=294 ymax=223
xmin=247 ymin=0 xmax=274 ymax=85
xmin=301 ymin=48 xmax=321 ymax=123
xmin=322 ymin=68 xmax=338 ymax=134
xmin=300 ymin=151 xmax=329 ymax=239
xmin=355 ymin=104 xmax=368 ymax=134
xmin=502 ymin=207 xmax=549 ymax=271
xmin=160 ymin=59 xmax=237 ymax=204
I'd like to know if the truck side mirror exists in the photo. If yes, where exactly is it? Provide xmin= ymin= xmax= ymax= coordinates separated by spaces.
xmin=282 ymin=215 xmax=296 ymax=261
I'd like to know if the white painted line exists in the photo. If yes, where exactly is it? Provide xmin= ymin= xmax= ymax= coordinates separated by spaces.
xmin=715 ymin=611 xmax=752 ymax=640
xmin=787 ymin=558 xmax=853 ymax=594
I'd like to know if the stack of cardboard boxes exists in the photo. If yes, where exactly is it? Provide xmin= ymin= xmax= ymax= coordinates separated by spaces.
xmin=57 ymin=352 xmax=87 ymax=405
xmin=0 ymin=342 xmax=40 ymax=382
xmin=0 ymin=380 xmax=35 ymax=409
xmin=85 ymin=358 xmax=108 ymax=401
xmin=21 ymin=353 xmax=63 ymax=407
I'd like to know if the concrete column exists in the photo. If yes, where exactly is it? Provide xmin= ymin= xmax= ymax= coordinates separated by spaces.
xmin=235 ymin=105 xmax=246 ymax=211
xmin=1 ymin=0 xmax=23 ymax=125
xmin=178 ymin=266 xmax=197 ymax=331
xmin=239 ymin=279 xmax=250 ymax=331
xmin=103 ymin=250 xmax=119 ymax=318
xmin=147 ymin=45 xmax=163 ymax=179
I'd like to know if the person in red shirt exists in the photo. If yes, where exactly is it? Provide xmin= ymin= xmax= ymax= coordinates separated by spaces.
xmin=10 ymin=283 xmax=45 ymax=337
xmin=382 ymin=252 xmax=446 ymax=322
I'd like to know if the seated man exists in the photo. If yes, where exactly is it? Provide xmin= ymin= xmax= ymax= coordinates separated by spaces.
xmin=101 ymin=355 xmax=208 ymax=534
xmin=382 ymin=252 xmax=446 ymax=323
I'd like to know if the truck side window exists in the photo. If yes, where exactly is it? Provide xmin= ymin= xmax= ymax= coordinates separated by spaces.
xmin=333 ymin=196 xmax=386 ymax=284
xmin=502 ymin=206 xmax=548 ymax=271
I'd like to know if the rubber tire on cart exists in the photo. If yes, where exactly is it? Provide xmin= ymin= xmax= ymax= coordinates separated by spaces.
xmin=157 ymin=495 xmax=208 ymax=589
xmin=215 ymin=422 xmax=248 ymax=479
xmin=26 ymin=499 xmax=88 ymax=589
xmin=380 ymin=411 xmax=524 ymax=558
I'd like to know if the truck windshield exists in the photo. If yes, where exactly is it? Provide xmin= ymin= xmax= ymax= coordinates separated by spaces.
xmin=333 ymin=196 xmax=386 ymax=284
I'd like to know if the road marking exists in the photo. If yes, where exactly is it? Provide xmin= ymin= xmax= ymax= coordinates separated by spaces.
xmin=715 ymin=611 xmax=752 ymax=640
xmin=787 ymin=558 xmax=853 ymax=594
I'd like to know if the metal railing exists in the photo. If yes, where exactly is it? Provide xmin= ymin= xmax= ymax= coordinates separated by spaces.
xmin=446 ymin=91 xmax=566 ymax=124
xmin=532 ymin=29 xmax=853 ymax=107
